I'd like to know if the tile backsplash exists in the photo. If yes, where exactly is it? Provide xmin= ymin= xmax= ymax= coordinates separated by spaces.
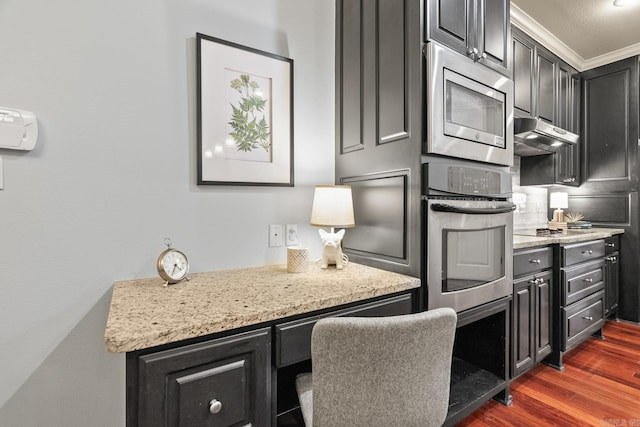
xmin=511 ymin=156 xmax=549 ymax=231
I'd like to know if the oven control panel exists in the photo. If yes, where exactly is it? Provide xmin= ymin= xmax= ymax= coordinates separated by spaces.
xmin=423 ymin=162 xmax=512 ymax=198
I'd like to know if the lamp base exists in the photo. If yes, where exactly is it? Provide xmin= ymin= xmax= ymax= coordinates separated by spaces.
xmin=552 ymin=209 xmax=565 ymax=223
xmin=318 ymin=229 xmax=346 ymax=270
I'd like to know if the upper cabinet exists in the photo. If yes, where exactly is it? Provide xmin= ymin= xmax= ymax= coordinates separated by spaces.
xmin=426 ymin=0 xmax=511 ymax=76
xmin=514 ymin=27 xmax=580 ymax=186
xmin=580 ymin=56 xmax=639 ymax=193
xmin=512 ymin=27 xmax=578 ymax=128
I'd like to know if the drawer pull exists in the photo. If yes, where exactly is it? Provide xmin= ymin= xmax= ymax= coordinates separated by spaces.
xmin=606 ymin=243 xmax=615 ymax=248
xmin=581 ymin=316 xmax=593 ymax=321
xmin=583 ymin=278 xmax=594 ymax=283
xmin=209 ymin=399 xmax=223 ymax=414
xmin=582 ymin=250 xmax=593 ymax=255
xmin=530 ymin=259 xmax=541 ymax=264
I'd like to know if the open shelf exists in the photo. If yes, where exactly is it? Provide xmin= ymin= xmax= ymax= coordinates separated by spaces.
xmin=444 ymin=357 xmax=508 ymax=426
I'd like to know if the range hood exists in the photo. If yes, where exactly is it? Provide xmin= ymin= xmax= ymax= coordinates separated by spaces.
xmin=513 ymin=117 xmax=579 ymax=156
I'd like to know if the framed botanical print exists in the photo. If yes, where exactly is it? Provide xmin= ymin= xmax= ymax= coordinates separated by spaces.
xmin=197 ymin=33 xmax=294 ymax=186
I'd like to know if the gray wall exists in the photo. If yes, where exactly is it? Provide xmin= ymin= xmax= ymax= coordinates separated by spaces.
xmin=0 ymin=1 xmax=335 ymax=425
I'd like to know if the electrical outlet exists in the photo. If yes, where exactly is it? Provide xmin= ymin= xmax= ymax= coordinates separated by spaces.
xmin=285 ymin=224 xmax=299 ymax=246
xmin=269 ymin=224 xmax=283 ymax=247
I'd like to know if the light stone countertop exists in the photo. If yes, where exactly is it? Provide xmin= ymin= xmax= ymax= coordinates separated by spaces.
xmin=513 ymin=227 xmax=624 ymax=250
xmin=104 ymin=262 xmax=420 ymax=353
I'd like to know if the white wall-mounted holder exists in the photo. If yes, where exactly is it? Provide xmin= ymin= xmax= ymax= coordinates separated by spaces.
xmin=0 ymin=108 xmax=38 ymax=151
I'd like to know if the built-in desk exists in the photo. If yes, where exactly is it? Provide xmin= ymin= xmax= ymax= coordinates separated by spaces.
xmin=104 ymin=262 xmax=420 ymax=426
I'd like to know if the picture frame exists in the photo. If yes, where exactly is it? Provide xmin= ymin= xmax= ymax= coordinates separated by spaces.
xmin=197 ymin=33 xmax=294 ymax=186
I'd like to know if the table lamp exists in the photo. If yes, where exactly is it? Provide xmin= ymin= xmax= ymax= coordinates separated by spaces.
xmin=310 ymin=185 xmax=355 ymax=269
xmin=550 ymin=191 xmax=569 ymax=222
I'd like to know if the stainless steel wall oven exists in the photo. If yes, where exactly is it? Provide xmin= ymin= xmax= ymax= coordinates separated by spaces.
xmin=423 ymin=159 xmax=514 ymax=313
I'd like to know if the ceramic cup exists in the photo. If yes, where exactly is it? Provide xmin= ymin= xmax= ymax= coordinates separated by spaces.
xmin=287 ymin=246 xmax=309 ymax=273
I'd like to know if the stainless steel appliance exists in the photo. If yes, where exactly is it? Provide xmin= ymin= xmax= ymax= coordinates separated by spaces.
xmin=425 ymin=42 xmax=514 ymax=167
xmin=513 ymin=117 xmax=579 ymax=156
xmin=423 ymin=159 xmax=515 ymax=312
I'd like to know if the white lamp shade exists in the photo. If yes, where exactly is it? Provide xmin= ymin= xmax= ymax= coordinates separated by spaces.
xmin=549 ymin=192 xmax=569 ymax=209
xmin=310 ymin=185 xmax=355 ymax=228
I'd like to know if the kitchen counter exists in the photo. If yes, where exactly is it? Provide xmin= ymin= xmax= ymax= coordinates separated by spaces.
xmin=513 ymin=227 xmax=624 ymax=250
xmin=104 ymin=262 xmax=420 ymax=353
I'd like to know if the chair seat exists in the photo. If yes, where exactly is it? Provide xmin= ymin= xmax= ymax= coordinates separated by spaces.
xmin=295 ymin=373 xmax=313 ymax=426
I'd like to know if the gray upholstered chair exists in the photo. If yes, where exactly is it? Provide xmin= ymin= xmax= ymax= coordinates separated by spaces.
xmin=295 ymin=307 xmax=457 ymax=427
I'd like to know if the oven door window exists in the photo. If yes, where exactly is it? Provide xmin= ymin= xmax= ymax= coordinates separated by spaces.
xmin=442 ymin=225 xmax=505 ymax=292
xmin=443 ymin=69 xmax=505 ymax=148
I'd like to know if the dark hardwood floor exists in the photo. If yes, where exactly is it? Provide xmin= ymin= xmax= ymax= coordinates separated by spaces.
xmin=458 ymin=320 xmax=640 ymax=426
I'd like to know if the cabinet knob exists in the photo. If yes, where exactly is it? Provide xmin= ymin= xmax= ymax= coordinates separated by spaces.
xmin=209 ymin=399 xmax=223 ymax=414
xmin=583 ymin=278 xmax=593 ymax=283
xmin=606 ymin=243 xmax=615 ymax=248
xmin=581 ymin=316 xmax=593 ymax=321
xmin=530 ymin=259 xmax=541 ymax=264
xmin=582 ymin=250 xmax=593 ymax=255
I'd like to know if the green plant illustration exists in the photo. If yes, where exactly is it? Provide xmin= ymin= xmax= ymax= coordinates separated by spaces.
xmin=228 ymin=74 xmax=271 ymax=153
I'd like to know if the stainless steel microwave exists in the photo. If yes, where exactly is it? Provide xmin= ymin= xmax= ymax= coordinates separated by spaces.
xmin=425 ymin=42 xmax=514 ymax=166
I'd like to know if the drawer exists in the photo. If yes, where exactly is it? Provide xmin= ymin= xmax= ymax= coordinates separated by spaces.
xmin=514 ymin=246 xmax=553 ymax=277
xmin=562 ymin=290 xmax=605 ymax=351
xmin=562 ymin=259 xmax=604 ymax=306
xmin=605 ymin=235 xmax=619 ymax=255
xmin=561 ymin=240 xmax=605 ymax=267
xmin=275 ymin=293 xmax=413 ymax=368
xmin=138 ymin=328 xmax=271 ymax=427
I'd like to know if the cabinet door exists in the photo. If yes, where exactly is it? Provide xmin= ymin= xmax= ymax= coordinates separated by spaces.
xmin=556 ymin=61 xmax=573 ymax=130
xmin=535 ymin=272 xmax=553 ymax=360
xmin=137 ymin=328 xmax=271 ymax=427
xmin=512 ymin=28 xmax=535 ymax=117
xmin=536 ymin=47 xmax=556 ymax=124
xmin=556 ymin=144 xmax=578 ymax=186
xmin=581 ymin=56 xmax=639 ymax=192
xmin=512 ymin=276 xmax=534 ymax=378
xmin=427 ymin=0 xmax=473 ymax=56
xmin=604 ymin=252 xmax=620 ymax=317
xmin=335 ymin=0 xmax=365 ymax=154
xmin=477 ymin=0 xmax=510 ymax=75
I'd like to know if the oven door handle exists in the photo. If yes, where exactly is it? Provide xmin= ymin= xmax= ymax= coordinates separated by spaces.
xmin=430 ymin=203 xmax=517 ymax=215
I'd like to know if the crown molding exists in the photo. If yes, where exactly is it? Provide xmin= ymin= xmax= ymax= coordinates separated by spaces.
xmin=581 ymin=42 xmax=640 ymax=71
xmin=510 ymin=4 xmax=585 ymax=70
xmin=511 ymin=3 xmax=640 ymax=72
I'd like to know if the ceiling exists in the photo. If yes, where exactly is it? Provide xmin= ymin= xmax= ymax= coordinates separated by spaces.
xmin=511 ymin=0 xmax=640 ymax=71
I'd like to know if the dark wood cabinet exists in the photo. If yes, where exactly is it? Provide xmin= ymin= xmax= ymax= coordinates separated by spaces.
xmin=604 ymin=236 xmax=620 ymax=318
xmin=427 ymin=0 xmax=510 ymax=76
xmin=570 ymin=56 xmax=639 ymax=323
xmin=581 ymin=56 xmax=639 ymax=193
xmin=512 ymin=247 xmax=553 ymax=379
xmin=512 ymin=30 xmax=535 ymax=117
xmin=535 ymin=46 xmax=556 ymax=124
xmin=548 ymin=240 xmax=606 ymax=370
xmin=514 ymin=27 xmax=580 ymax=186
xmin=335 ymin=0 xmax=422 ymax=277
xmin=131 ymin=328 xmax=271 ymax=427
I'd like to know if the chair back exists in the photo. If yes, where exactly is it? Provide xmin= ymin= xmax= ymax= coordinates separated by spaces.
xmin=310 ymin=307 xmax=457 ymax=427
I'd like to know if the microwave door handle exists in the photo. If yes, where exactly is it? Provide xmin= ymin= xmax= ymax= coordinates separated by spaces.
xmin=430 ymin=203 xmax=517 ymax=215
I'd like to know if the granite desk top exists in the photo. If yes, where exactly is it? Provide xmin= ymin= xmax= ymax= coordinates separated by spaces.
xmin=513 ymin=227 xmax=624 ymax=250
xmin=104 ymin=262 xmax=420 ymax=353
